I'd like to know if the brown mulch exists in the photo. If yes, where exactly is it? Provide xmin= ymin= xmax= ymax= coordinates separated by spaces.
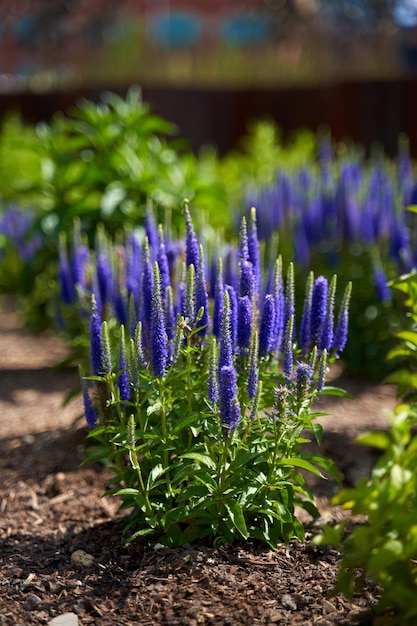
xmin=0 ymin=296 xmax=398 ymax=625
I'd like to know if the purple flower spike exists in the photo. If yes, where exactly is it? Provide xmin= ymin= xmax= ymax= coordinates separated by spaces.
xmin=150 ymin=262 xmax=168 ymax=377
xmin=58 ymin=234 xmax=76 ymax=305
xmin=196 ymin=244 xmax=209 ymax=336
xmin=157 ymin=225 xmax=170 ymax=295
xmin=118 ymin=325 xmax=131 ymax=404
xmin=184 ymin=203 xmax=200 ymax=270
xmin=259 ymin=294 xmax=276 ymax=357
xmin=238 ymin=216 xmax=249 ymax=263
xmin=333 ymin=282 xmax=352 ymax=356
xmin=310 ymin=276 xmax=328 ymax=348
xmin=145 ymin=209 xmax=159 ymax=257
xmin=219 ymin=289 xmax=233 ymax=371
xmin=207 ymin=338 xmax=219 ymax=407
xmin=225 ymin=284 xmax=237 ymax=346
xmin=374 ymin=267 xmax=391 ymax=303
xmin=248 ymin=332 xmax=259 ymax=399
xmin=212 ymin=257 xmax=224 ymax=338
xmin=141 ymin=238 xmax=153 ymax=336
xmin=90 ymin=295 xmax=103 ymax=376
xmin=219 ymin=365 xmax=241 ymax=432
xmin=272 ymin=257 xmax=285 ymax=353
xmin=248 ymin=207 xmax=260 ymax=291
xmin=283 ymin=315 xmax=294 ymax=384
xmin=299 ymin=271 xmax=314 ymax=353
xmin=80 ymin=374 xmax=97 ymax=429
xmin=239 ymin=258 xmax=255 ymax=302
xmin=320 ymin=275 xmax=337 ymax=352
xmin=295 ymin=361 xmax=313 ymax=402
xmin=237 ymin=295 xmax=252 ymax=349
xmin=95 ymin=249 xmax=113 ymax=310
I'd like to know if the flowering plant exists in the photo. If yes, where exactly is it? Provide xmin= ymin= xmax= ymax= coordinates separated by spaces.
xmin=80 ymin=207 xmax=351 ymax=547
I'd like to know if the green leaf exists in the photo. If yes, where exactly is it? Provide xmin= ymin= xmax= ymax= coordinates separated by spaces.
xmin=114 ymin=488 xmax=141 ymax=496
xmin=368 ymin=539 xmax=403 ymax=577
xmin=385 ymin=370 xmax=417 ymax=388
xmin=146 ymin=464 xmax=165 ymax=491
xmin=320 ymin=386 xmax=353 ymax=398
xmin=312 ymin=522 xmax=346 ymax=547
xmin=356 ymin=430 xmax=391 ymax=450
xmin=172 ymin=412 xmax=202 ymax=434
xmin=312 ymin=422 xmax=323 ymax=445
xmin=147 ymin=401 xmax=162 ymax=416
xmin=395 ymin=330 xmax=417 ymax=346
xmin=176 ymin=484 xmax=211 ymax=502
xmin=279 ymin=458 xmax=325 ymax=478
xmin=180 ymin=452 xmax=216 ymax=470
xmin=224 ymin=500 xmax=249 ymax=539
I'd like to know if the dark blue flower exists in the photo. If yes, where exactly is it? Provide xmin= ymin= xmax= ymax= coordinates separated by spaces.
xmin=118 ymin=325 xmax=131 ymax=404
xmin=237 ymin=295 xmax=252 ymax=349
xmin=219 ymin=365 xmax=241 ymax=432
xmin=218 ymin=290 xmax=233 ymax=371
xmin=295 ymin=361 xmax=313 ymax=402
xmin=157 ymin=225 xmax=171 ymax=296
xmin=333 ymin=282 xmax=351 ymax=356
xmin=248 ymin=207 xmax=260 ymax=291
xmin=239 ymin=259 xmax=255 ymax=301
xmin=89 ymin=295 xmax=104 ymax=376
xmin=225 ymin=284 xmax=237 ymax=346
xmin=145 ymin=209 xmax=159 ymax=257
xmin=310 ymin=276 xmax=328 ymax=347
xmin=58 ymin=236 xmax=76 ymax=305
xmin=150 ymin=262 xmax=168 ymax=377
xmin=259 ymin=294 xmax=276 ymax=357
xmin=81 ymin=376 xmax=97 ymax=429
xmin=299 ymin=271 xmax=314 ymax=353
xmin=247 ymin=332 xmax=259 ymax=399
xmin=141 ymin=239 xmax=153 ymax=337
xmin=374 ymin=266 xmax=391 ymax=303
xmin=184 ymin=204 xmax=200 ymax=270
xmin=95 ymin=250 xmax=113 ymax=310
xmin=212 ymin=258 xmax=224 ymax=338
xmin=319 ymin=275 xmax=336 ymax=353
xmin=196 ymin=245 xmax=210 ymax=337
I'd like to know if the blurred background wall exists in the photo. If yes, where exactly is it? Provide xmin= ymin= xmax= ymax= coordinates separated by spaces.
xmin=0 ymin=0 xmax=417 ymax=155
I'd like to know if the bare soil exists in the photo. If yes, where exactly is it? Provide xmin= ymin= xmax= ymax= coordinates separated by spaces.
xmin=0 ymin=296 xmax=399 ymax=625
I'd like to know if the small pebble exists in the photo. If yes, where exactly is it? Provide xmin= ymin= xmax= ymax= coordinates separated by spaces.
xmin=70 ymin=550 xmax=95 ymax=568
xmin=23 ymin=594 xmax=41 ymax=611
xmin=280 ymin=594 xmax=297 ymax=611
xmin=322 ymin=599 xmax=337 ymax=614
xmin=49 ymin=613 xmax=80 ymax=626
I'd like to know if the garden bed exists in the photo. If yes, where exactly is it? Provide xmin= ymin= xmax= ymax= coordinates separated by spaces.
xmin=0 ymin=296 xmax=398 ymax=625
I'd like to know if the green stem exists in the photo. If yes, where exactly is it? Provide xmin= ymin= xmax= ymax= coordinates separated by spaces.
xmin=158 ymin=377 xmax=173 ymax=496
xmin=129 ymin=446 xmax=154 ymax=518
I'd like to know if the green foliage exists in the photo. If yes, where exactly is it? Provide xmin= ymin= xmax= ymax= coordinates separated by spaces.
xmin=33 ymin=87 xmax=227 ymax=237
xmin=84 ymin=322 xmax=343 ymax=548
xmin=314 ymin=271 xmax=417 ymax=624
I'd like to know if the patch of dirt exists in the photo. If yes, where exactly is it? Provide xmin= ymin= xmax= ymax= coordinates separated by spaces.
xmin=0 ymin=295 xmax=398 ymax=625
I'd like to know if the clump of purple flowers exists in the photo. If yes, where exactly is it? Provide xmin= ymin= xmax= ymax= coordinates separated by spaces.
xmin=0 ymin=205 xmax=42 ymax=261
xmin=76 ymin=206 xmax=352 ymax=548
xmin=76 ymin=207 xmax=351 ymax=435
